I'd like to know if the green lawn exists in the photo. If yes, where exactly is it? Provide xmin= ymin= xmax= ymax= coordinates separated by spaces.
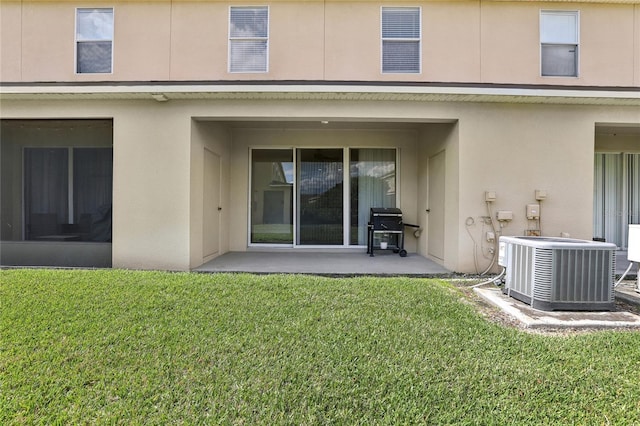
xmin=2 ymin=269 xmax=640 ymax=424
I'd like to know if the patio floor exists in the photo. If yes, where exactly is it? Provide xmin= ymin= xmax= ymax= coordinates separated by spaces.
xmin=194 ymin=249 xmax=451 ymax=276
xmin=194 ymin=249 xmax=636 ymax=277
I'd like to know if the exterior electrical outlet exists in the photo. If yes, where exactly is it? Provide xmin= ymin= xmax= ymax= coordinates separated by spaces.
xmin=485 ymin=191 xmax=497 ymax=202
xmin=497 ymin=210 xmax=513 ymax=221
xmin=535 ymin=189 xmax=547 ymax=200
xmin=526 ymin=204 xmax=540 ymax=219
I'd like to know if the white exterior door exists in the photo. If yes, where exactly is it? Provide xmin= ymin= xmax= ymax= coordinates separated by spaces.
xmin=203 ymin=148 xmax=221 ymax=258
xmin=428 ymin=151 xmax=446 ymax=260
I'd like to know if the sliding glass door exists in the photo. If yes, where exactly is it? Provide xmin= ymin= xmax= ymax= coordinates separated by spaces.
xmin=250 ymin=149 xmax=294 ymax=244
xmin=250 ymin=147 xmax=396 ymax=247
xmin=297 ymin=149 xmax=344 ymax=245
xmin=350 ymin=148 xmax=396 ymax=245
xmin=594 ymin=153 xmax=640 ymax=248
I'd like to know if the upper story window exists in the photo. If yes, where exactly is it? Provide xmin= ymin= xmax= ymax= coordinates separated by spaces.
xmin=540 ymin=11 xmax=579 ymax=77
xmin=381 ymin=7 xmax=421 ymax=74
xmin=229 ymin=6 xmax=269 ymax=73
xmin=76 ymin=8 xmax=114 ymax=74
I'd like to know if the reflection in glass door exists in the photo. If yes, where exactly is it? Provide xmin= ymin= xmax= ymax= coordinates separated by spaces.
xmin=250 ymin=149 xmax=294 ymax=244
xmin=297 ymin=149 xmax=344 ymax=245
xmin=250 ymin=148 xmax=396 ymax=247
xmin=350 ymin=148 xmax=396 ymax=245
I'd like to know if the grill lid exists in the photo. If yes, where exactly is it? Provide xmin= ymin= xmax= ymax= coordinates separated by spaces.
xmin=370 ymin=207 xmax=402 ymax=216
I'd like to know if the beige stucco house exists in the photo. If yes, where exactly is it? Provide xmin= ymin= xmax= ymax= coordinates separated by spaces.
xmin=1 ymin=0 xmax=639 ymax=273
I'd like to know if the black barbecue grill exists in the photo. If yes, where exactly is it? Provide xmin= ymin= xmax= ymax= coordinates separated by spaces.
xmin=367 ymin=207 xmax=408 ymax=257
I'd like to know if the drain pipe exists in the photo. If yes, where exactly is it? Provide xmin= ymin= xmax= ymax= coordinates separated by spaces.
xmin=471 ymin=267 xmax=506 ymax=288
xmin=615 ymin=262 xmax=637 ymax=288
xmin=480 ymin=253 xmax=497 ymax=276
xmin=479 ymin=200 xmax=500 ymax=276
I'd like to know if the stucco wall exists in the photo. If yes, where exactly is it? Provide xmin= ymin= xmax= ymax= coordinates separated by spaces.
xmin=0 ymin=1 xmax=21 ymax=81
xmin=453 ymin=103 xmax=639 ymax=273
xmin=1 ymin=98 xmax=638 ymax=272
xmin=2 ymin=1 xmax=638 ymax=86
xmin=111 ymin=102 xmax=192 ymax=270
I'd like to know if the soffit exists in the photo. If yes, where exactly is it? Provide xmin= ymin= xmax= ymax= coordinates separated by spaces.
xmin=1 ymin=83 xmax=639 ymax=106
xmin=596 ymin=123 xmax=640 ymax=135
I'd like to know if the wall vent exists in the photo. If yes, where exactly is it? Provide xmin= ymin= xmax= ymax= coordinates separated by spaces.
xmin=499 ymin=236 xmax=617 ymax=311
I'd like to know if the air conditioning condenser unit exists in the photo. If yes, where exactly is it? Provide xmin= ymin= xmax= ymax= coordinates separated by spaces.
xmin=498 ymin=236 xmax=617 ymax=311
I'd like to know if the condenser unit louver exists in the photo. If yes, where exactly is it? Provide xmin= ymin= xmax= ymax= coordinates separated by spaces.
xmin=498 ymin=236 xmax=617 ymax=311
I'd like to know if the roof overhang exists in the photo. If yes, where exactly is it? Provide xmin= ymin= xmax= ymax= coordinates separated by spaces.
xmin=1 ymin=81 xmax=639 ymax=106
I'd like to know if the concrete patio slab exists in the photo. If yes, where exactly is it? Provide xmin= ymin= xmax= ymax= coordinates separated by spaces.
xmin=474 ymin=285 xmax=640 ymax=330
xmin=194 ymin=249 xmax=451 ymax=276
xmin=615 ymin=279 xmax=640 ymax=307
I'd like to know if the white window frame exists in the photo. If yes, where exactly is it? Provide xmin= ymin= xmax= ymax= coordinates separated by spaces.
xmin=540 ymin=10 xmax=579 ymax=78
xmin=228 ymin=6 xmax=269 ymax=73
xmin=75 ymin=8 xmax=114 ymax=75
xmin=381 ymin=6 xmax=421 ymax=74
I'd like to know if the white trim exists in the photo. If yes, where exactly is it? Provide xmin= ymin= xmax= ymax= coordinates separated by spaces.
xmin=343 ymin=147 xmax=350 ymax=246
xmin=292 ymin=148 xmax=298 ymax=247
xmin=395 ymin=147 xmax=401 ymax=209
xmin=3 ymin=84 xmax=637 ymax=104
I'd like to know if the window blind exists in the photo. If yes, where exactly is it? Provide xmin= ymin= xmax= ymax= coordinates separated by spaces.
xmin=381 ymin=7 xmax=420 ymax=74
xmin=541 ymin=45 xmax=577 ymax=77
xmin=76 ymin=8 xmax=113 ymax=74
xmin=540 ymin=11 xmax=578 ymax=77
xmin=540 ymin=12 xmax=578 ymax=44
xmin=229 ymin=6 xmax=268 ymax=73
xmin=382 ymin=7 xmax=420 ymax=39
